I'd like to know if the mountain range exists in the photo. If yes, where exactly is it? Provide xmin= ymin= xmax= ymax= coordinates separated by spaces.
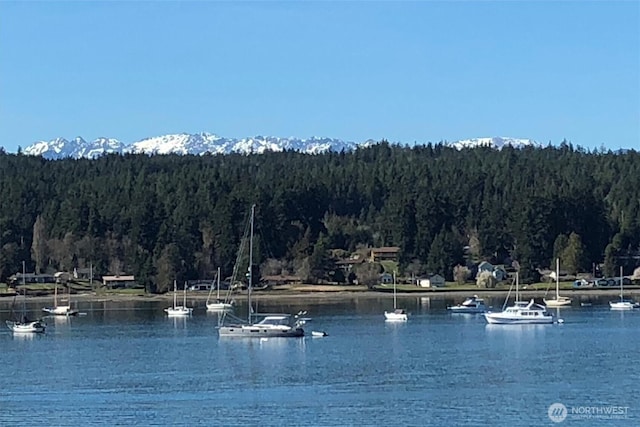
xmin=19 ymin=133 xmax=539 ymax=160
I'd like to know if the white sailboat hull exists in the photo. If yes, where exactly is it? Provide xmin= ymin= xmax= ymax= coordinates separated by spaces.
xmin=384 ymin=311 xmax=408 ymax=321
xmin=164 ymin=306 xmax=193 ymax=316
xmin=42 ymin=305 xmax=79 ymax=316
xmin=609 ymin=301 xmax=637 ymax=310
xmin=206 ymin=302 xmax=234 ymax=311
xmin=544 ymin=297 xmax=572 ymax=307
xmin=6 ymin=320 xmax=46 ymax=333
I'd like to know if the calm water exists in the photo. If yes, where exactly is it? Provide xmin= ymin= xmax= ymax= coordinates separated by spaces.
xmin=1 ymin=295 xmax=639 ymax=426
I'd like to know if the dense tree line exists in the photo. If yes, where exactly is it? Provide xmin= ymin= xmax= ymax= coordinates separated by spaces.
xmin=1 ymin=142 xmax=639 ymax=290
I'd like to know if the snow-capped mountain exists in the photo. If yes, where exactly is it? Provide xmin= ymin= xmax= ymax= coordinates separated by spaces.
xmin=450 ymin=137 xmax=539 ymax=150
xmin=22 ymin=133 xmax=367 ymax=160
xmin=20 ymin=133 xmax=539 ymax=160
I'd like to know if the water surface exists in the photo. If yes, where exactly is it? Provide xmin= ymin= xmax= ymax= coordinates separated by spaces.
xmin=0 ymin=296 xmax=638 ymax=426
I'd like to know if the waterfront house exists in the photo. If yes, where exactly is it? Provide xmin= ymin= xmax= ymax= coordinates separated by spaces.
xmin=102 ymin=275 xmax=137 ymax=289
xmin=380 ymin=272 xmax=393 ymax=284
xmin=370 ymin=246 xmax=401 ymax=262
xmin=417 ymin=274 xmax=445 ymax=288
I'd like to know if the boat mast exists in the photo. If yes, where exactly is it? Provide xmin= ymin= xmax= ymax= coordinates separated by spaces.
xmin=22 ymin=261 xmax=26 ymax=318
xmin=217 ymin=267 xmax=221 ymax=300
xmin=556 ymin=258 xmax=560 ymax=301
xmin=515 ymin=271 xmax=519 ymax=302
xmin=247 ymin=204 xmax=255 ymax=325
xmin=393 ymin=271 xmax=397 ymax=309
xmin=173 ymin=280 xmax=177 ymax=309
xmin=620 ymin=266 xmax=623 ymax=302
xmin=183 ymin=281 xmax=187 ymax=308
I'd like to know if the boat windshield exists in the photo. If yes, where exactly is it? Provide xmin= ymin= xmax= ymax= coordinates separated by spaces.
xmin=256 ymin=316 xmax=292 ymax=326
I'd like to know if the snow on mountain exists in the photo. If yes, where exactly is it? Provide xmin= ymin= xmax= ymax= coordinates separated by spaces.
xmin=20 ymin=133 xmax=540 ymax=159
xmin=22 ymin=133 xmax=365 ymax=159
xmin=450 ymin=137 xmax=539 ymax=150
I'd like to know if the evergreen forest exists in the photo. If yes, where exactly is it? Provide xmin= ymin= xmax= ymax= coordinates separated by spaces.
xmin=1 ymin=142 xmax=639 ymax=291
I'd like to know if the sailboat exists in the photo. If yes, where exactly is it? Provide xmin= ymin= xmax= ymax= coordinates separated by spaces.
xmin=206 ymin=267 xmax=234 ymax=311
xmin=42 ymin=280 xmax=79 ymax=316
xmin=164 ymin=280 xmax=193 ymax=316
xmin=384 ymin=271 xmax=407 ymax=321
xmin=544 ymin=258 xmax=572 ymax=307
xmin=6 ymin=262 xmax=46 ymax=333
xmin=218 ymin=204 xmax=305 ymax=338
xmin=609 ymin=267 xmax=639 ymax=310
xmin=484 ymin=272 xmax=554 ymax=324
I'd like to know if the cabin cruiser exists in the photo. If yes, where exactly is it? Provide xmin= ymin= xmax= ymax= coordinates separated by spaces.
xmin=218 ymin=314 xmax=305 ymax=337
xmin=484 ymin=299 xmax=554 ymax=324
xmin=447 ymin=295 xmax=487 ymax=313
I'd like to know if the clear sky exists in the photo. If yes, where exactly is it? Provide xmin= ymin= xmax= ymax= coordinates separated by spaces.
xmin=1 ymin=1 xmax=638 ymax=152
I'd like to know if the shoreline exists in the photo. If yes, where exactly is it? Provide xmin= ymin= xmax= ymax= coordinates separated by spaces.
xmin=3 ymin=287 xmax=640 ymax=304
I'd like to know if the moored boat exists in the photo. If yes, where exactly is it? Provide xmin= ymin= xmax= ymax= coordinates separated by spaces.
xmin=447 ymin=295 xmax=487 ymax=313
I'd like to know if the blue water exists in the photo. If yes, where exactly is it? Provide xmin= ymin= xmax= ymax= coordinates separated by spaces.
xmin=0 ymin=296 xmax=639 ymax=426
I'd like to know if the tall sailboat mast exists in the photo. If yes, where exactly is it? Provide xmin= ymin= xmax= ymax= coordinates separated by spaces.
xmin=555 ymin=258 xmax=560 ymax=300
xmin=247 ymin=204 xmax=255 ymax=325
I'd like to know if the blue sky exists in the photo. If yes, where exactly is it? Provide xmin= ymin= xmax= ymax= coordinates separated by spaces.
xmin=1 ymin=1 xmax=638 ymax=152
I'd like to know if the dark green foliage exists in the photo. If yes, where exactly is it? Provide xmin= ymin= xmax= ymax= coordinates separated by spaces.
xmin=0 ymin=144 xmax=639 ymax=288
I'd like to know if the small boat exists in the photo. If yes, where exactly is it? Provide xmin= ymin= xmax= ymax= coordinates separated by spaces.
xmin=609 ymin=267 xmax=638 ymax=310
xmin=7 ymin=262 xmax=46 ymax=334
xmin=42 ymin=282 xmax=79 ymax=316
xmin=384 ymin=308 xmax=408 ymax=321
xmin=206 ymin=267 xmax=234 ymax=312
xmin=544 ymin=258 xmax=572 ymax=307
xmin=164 ymin=280 xmax=193 ymax=316
xmin=311 ymin=331 xmax=328 ymax=337
xmin=447 ymin=295 xmax=487 ymax=313
xmin=580 ymin=302 xmax=593 ymax=307
xmin=484 ymin=273 xmax=553 ymax=325
xmin=384 ymin=272 xmax=408 ymax=321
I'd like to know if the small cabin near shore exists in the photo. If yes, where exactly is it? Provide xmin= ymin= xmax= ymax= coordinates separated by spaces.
xmin=417 ymin=274 xmax=445 ymax=288
xmin=102 ymin=275 xmax=137 ymax=289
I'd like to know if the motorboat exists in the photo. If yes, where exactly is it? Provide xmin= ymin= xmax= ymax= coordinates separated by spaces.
xmin=219 ymin=314 xmax=305 ymax=338
xmin=484 ymin=272 xmax=553 ymax=324
xmin=484 ymin=299 xmax=554 ymax=324
xmin=447 ymin=295 xmax=487 ymax=313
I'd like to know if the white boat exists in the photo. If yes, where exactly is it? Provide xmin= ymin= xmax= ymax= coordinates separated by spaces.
xmin=311 ymin=331 xmax=328 ymax=337
xmin=447 ymin=295 xmax=487 ymax=313
xmin=42 ymin=281 xmax=79 ymax=316
xmin=206 ymin=267 xmax=234 ymax=311
xmin=544 ymin=258 xmax=572 ymax=307
xmin=484 ymin=272 xmax=554 ymax=325
xmin=164 ymin=280 xmax=193 ymax=316
xmin=609 ymin=266 xmax=639 ymax=310
xmin=384 ymin=271 xmax=408 ymax=321
xmin=6 ymin=262 xmax=46 ymax=333
xmin=218 ymin=205 xmax=305 ymax=338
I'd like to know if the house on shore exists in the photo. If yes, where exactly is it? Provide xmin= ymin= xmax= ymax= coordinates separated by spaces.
xmin=102 ymin=275 xmax=137 ymax=289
